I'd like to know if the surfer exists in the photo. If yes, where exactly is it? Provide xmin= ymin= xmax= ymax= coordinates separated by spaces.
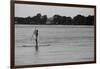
xmin=33 ymin=27 xmax=39 ymax=51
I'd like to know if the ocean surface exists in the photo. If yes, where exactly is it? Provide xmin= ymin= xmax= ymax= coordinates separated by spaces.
xmin=15 ymin=25 xmax=94 ymax=66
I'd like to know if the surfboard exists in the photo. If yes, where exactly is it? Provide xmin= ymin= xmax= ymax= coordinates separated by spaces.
xmin=21 ymin=44 xmax=50 ymax=47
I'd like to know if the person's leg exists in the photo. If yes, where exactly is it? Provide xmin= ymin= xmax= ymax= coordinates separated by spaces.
xmin=35 ymin=36 xmax=38 ymax=51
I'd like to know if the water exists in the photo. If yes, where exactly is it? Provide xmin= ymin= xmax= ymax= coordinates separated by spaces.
xmin=15 ymin=25 xmax=94 ymax=66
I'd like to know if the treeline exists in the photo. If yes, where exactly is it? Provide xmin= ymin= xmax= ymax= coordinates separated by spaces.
xmin=15 ymin=13 xmax=94 ymax=25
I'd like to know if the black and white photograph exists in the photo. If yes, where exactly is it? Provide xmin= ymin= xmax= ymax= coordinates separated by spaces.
xmin=11 ymin=1 xmax=96 ymax=68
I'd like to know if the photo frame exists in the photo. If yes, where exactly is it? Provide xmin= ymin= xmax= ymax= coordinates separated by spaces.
xmin=10 ymin=0 xmax=96 ymax=69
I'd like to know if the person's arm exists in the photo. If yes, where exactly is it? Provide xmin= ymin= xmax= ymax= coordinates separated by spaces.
xmin=31 ymin=30 xmax=35 ymax=40
xmin=31 ymin=33 xmax=34 ymax=38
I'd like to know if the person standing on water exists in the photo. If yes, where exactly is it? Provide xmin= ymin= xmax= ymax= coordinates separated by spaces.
xmin=32 ymin=27 xmax=39 ymax=51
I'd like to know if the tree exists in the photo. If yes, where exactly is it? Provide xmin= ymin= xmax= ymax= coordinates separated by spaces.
xmin=14 ymin=14 xmax=94 ymax=25
xmin=41 ymin=15 xmax=47 ymax=24
xmin=66 ymin=17 xmax=72 ymax=25
xmin=33 ymin=13 xmax=42 ymax=24
xmin=86 ymin=15 xmax=94 ymax=25
xmin=73 ymin=15 xmax=86 ymax=25
xmin=52 ymin=15 xmax=63 ymax=25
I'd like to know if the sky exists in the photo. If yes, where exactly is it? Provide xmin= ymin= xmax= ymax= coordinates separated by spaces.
xmin=15 ymin=4 xmax=94 ymax=18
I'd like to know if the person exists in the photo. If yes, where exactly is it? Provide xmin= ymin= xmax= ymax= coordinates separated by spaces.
xmin=33 ymin=27 xmax=39 ymax=51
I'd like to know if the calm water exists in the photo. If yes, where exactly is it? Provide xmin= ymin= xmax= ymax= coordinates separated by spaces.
xmin=15 ymin=25 xmax=94 ymax=66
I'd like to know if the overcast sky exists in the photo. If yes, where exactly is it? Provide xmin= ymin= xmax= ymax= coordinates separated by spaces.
xmin=15 ymin=4 xmax=94 ymax=18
